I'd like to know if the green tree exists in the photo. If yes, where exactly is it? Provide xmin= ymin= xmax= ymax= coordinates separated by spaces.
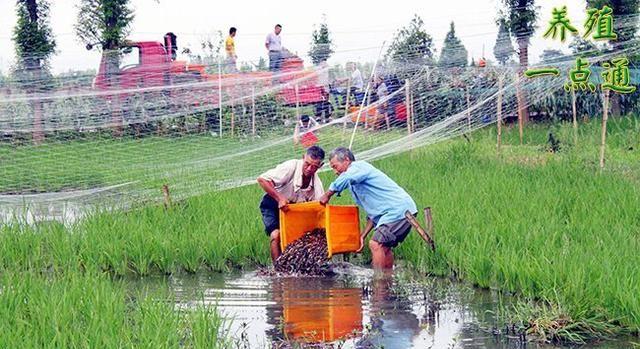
xmin=329 ymin=63 xmax=346 ymax=85
xmin=256 ymin=57 xmax=268 ymax=71
xmin=308 ymin=15 xmax=334 ymax=64
xmin=75 ymin=0 xmax=134 ymax=135
xmin=75 ymin=0 xmax=134 ymax=47
xmin=501 ymin=0 xmax=538 ymax=124
xmin=494 ymin=18 xmax=515 ymax=65
xmin=12 ymin=0 xmax=56 ymax=144
xmin=75 ymin=0 xmax=134 ymax=68
xmin=438 ymin=22 xmax=468 ymax=68
xmin=239 ymin=61 xmax=254 ymax=73
xmin=181 ymin=33 xmax=224 ymax=74
xmin=386 ymin=14 xmax=434 ymax=65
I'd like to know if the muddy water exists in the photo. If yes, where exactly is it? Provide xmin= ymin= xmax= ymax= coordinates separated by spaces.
xmin=0 ymin=199 xmax=84 ymax=224
xmin=132 ymin=265 xmax=633 ymax=349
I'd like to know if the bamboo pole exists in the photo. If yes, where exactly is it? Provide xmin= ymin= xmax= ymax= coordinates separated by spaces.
xmin=410 ymin=86 xmax=415 ymax=133
xmin=599 ymin=90 xmax=610 ymax=170
xmin=404 ymin=209 xmax=435 ymax=251
xmin=218 ymin=59 xmax=223 ymax=137
xmin=497 ymin=76 xmax=503 ymax=156
xmin=466 ymin=85 xmax=471 ymax=131
xmin=424 ymin=207 xmax=434 ymax=245
xmin=162 ymin=183 xmax=172 ymax=209
xmin=343 ymin=78 xmax=352 ymax=131
xmin=32 ymin=100 xmax=44 ymax=144
xmin=348 ymin=44 xmax=385 ymax=150
xmin=572 ymin=88 xmax=578 ymax=145
xmin=405 ymin=79 xmax=412 ymax=134
xmin=295 ymin=84 xmax=300 ymax=119
xmin=515 ymin=73 xmax=524 ymax=145
xmin=230 ymin=103 xmax=235 ymax=137
xmin=251 ymin=85 xmax=256 ymax=136
xmin=365 ymin=90 xmax=371 ymax=129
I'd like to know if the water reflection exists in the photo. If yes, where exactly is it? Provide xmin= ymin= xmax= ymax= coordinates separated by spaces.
xmin=356 ymin=272 xmax=421 ymax=348
xmin=0 ymin=183 xmax=131 ymax=225
xmin=273 ymin=277 xmax=362 ymax=344
xmin=157 ymin=269 xmax=631 ymax=349
xmin=0 ymin=198 xmax=85 ymax=225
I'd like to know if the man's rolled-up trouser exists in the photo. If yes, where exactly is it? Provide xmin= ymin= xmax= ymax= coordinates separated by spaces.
xmin=372 ymin=215 xmax=415 ymax=248
xmin=259 ymin=194 xmax=280 ymax=235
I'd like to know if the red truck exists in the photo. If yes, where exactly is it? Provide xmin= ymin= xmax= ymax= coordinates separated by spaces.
xmin=93 ymin=32 xmax=326 ymax=118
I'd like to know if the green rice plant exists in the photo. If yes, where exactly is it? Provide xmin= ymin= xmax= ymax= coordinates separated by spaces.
xmin=505 ymin=298 xmax=620 ymax=344
xmin=1 ymin=117 xmax=638 ymax=342
xmin=0 ymin=271 xmax=231 ymax=348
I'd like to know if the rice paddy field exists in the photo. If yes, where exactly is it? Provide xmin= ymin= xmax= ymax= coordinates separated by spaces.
xmin=0 ymin=116 xmax=639 ymax=347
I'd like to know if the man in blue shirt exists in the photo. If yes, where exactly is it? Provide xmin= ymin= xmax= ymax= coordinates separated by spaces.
xmin=319 ymin=147 xmax=417 ymax=270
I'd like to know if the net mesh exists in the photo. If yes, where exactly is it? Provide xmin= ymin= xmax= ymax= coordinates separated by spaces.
xmin=2 ymin=18 xmax=640 ymax=222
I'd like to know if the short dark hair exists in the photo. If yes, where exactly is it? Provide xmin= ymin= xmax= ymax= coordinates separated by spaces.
xmin=330 ymin=147 xmax=355 ymax=162
xmin=275 ymin=24 xmax=282 ymax=29
xmin=300 ymin=114 xmax=310 ymax=122
xmin=229 ymin=27 xmax=236 ymax=35
xmin=306 ymin=145 xmax=325 ymax=161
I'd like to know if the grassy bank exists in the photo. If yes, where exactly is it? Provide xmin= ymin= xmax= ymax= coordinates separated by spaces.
xmin=1 ymin=116 xmax=639 ymax=343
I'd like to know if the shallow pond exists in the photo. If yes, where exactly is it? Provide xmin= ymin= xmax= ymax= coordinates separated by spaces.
xmin=128 ymin=264 xmax=635 ymax=348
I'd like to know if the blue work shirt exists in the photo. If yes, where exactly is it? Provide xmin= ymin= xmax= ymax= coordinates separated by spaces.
xmin=328 ymin=161 xmax=417 ymax=227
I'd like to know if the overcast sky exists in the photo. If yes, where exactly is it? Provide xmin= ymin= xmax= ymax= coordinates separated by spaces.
xmin=0 ymin=0 xmax=587 ymax=74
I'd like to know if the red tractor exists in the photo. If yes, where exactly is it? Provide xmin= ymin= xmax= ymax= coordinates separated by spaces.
xmin=93 ymin=32 xmax=326 ymax=123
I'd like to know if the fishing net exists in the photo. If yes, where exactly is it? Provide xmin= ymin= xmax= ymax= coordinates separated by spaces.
xmin=2 ymin=15 xmax=640 ymax=223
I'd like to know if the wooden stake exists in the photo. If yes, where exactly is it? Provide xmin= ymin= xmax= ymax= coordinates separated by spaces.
xmin=162 ymin=183 xmax=172 ymax=209
xmin=343 ymin=78 xmax=352 ymax=131
xmin=230 ymin=102 xmax=235 ymax=137
xmin=405 ymin=79 xmax=412 ymax=134
xmin=515 ymin=73 xmax=524 ymax=145
xmin=599 ymin=90 xmax=610 ymax=170
xmin=410 ymin=86 xmax=415 ymax=132
xmin=572 ymin=88 xmax=578 ymax=145
xmin=251 ymin=85 xmax=256 ymax=136
xmin=365 ymin=91 xmax=371 ymax=129
xmin=497 ymin=76 xmax=503 ymax=156
xmin=32 ymin=100 xmax=44 ymax=144
xmin=424 ymin=207 xmax=434 ymax=244
xmin=218 ymin=59 xmax=223 ymax=137
xmin=466 ymin=85 xmax=471 ymax=131
xmin=295 ymin=84 xmax=300 ymax=119
xmin=405 ymin=209 xmax=435 ymax=251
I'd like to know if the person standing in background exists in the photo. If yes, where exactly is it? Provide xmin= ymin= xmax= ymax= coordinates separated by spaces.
xmin=265 ymin=24 xmax=283 ymax=72
xmin=264 ymin=24 xmax=282 ymax=72
xmin=225 ymin=27 xmax=238 ymax=73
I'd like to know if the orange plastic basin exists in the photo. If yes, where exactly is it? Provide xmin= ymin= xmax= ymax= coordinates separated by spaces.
xmin=279 ymin=201 xmax=360 ymax=258
xmin=283 ymin=287 xmax=362 ymax=342
xmin=349 ymin=106 xmax=378 ymax=124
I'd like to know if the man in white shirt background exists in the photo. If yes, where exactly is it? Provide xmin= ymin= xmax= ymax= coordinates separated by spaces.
xmin=265 ymin=24 xmax=283 ymax=72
